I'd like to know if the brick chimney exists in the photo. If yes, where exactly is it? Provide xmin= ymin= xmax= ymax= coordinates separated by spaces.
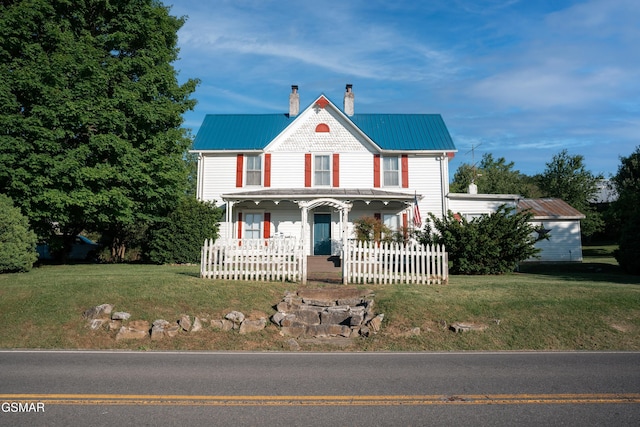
xmin=289 ymin=85 xmax=299 ymax=117
xmin=343 ymin=84 xmax=354 ymax=116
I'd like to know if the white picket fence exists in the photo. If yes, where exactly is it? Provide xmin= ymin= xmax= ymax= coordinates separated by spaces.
xmin=201 ymin=237 xmax=303 ymax=282
xmin=344 ymin=240 xmax=448 ymax=285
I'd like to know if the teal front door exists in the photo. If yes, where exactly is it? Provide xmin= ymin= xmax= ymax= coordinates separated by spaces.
xmin=313 ymin=214 xmax=331 ymax=255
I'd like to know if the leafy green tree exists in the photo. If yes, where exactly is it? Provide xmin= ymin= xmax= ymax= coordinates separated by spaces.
xmin=146 ymin=197 xmax=222 ymax=264
xmin=415 ymin=206 xmax=540 ymax=274
xmin=537 ymin=150 xmax=604 ymax=238
xmin=0 ymin=0 xmax=198 ymax=258
xmin=611 ymin=146 xmax=640 ymax=274
xmin=450 ymin=153 xmax=537 ymax=196
xmin=0 ymin=194 xmax=38 ymax=273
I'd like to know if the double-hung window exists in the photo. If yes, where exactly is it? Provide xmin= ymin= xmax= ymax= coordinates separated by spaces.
xmin=383 ymin=214 xmax=400 ymax=232
xmin=244 ymin=213 xmax=262 ymax=239
xmin=314 ymin=155 xmax=331 ymax=186
xmin=382 ymin=213 xmax=400 ymax=240
xmin=383 ymin=157 xmax=399 ymax=186
xmin=246 ymin=155 xmax=262 ymax=186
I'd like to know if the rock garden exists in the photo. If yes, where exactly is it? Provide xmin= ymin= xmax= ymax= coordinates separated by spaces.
xmin=83 ymin=287 xmax=387 ymax=347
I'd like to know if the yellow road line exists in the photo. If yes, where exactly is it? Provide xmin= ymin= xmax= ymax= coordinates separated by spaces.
xmin=1 ymin=393 xmax=639 ymax=406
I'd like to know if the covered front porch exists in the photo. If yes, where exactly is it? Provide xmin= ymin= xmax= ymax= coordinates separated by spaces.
xmin=220 ymin=188 xmax=419 ymax=257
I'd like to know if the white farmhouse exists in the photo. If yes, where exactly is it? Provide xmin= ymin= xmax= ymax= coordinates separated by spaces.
xmin=192 ymin=85 xmax=457 ymax=257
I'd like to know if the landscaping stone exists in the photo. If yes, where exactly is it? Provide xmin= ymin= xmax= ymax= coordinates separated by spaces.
xmin=151 ymin=320 xmax=170 ymax=341
xmin=273 ymin=288 xmax=382 ymax=339
xmin=164 ymin=325 xmax=181 ymax=338
xmin=280 ymin=325 xmax=306 ymax=338
xmin=337 ymin=298 xmax=364 ymax=306
xmin=87 ymin=288 xmax=381 ymax=344
xmin=291 ymin=308 xmax=321 ymax=325
xmin=302 ymin=298 xmax=336 ymax=307
xmin=449 ymin=322 xmax=488 ymax=333
xmin=368 ymin=314 xmax=384 ymax=333
xmin=115 ymin=320 xmax=150 ymax=341
xmin=191 ymin=317 xmax=203 ymax=332
xmin=239 ymin=318 xmax=267 ymax=334
xmin=225 ymin=311 xmax=245 ymax=326
xmin=83 ymin=304 xmax=114 ymax=320
xmin=271 ymin=312 xmax=286 ymax=326
xmin=211 ymin=319 xmax=234 ymax=331
xmin=320 ymin=308 xmax=351 ymax=325
xmin=279 ymin=314 xmax=298 ymax=327
xmin=178 ymin=314 xmax=191 ymax=331
xmin=111 ymin=312 xmax=130 ymax=321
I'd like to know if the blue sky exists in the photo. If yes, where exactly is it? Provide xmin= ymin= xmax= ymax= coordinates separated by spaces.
xmin=167 ymin=0 xmax=639 ymax=178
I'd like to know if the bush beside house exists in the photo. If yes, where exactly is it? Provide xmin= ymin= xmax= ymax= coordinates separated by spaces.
xmin=0 ymin=194 xmax=38 ymax=273
xmin=146 ymin=197 xmax=222 ymax=264
xmin=416 ymin=205 xmax=540 ymax=274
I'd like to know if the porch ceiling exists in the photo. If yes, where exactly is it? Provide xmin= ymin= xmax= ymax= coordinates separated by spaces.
xmin=221 ymin=188 xmax=417 ymax=203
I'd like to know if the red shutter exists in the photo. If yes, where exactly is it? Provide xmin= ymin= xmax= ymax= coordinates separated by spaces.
xmin=237 ymin=212 xmax=243 ymax=242
xmin=401 ymin=154 xmax=409 ymax=188
xmin=332 ymin=153 xmax=340 ymax=187
xmin=374 ymin=213 xmax=381 ymax=221
xmin=263 ymin=212 xmax=271 ymax=239
xmin=305 ymin=153 xmax=312 ymax=187
xmin=235 ymin=154 xmax=244 ymax=187
xmin=373 ymin=154 xmax=381 ymax=188
xmin=264 ymin=153 xmax=271 ymax=187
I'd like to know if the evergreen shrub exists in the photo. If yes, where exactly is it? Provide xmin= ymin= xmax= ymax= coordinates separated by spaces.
xmin=415 ymin=205 xmax=541 ymax=274
xmin=0 ymin=194 xmax=38 ymax=273
xmin=146 ymin=197 xmax=222 ymax=264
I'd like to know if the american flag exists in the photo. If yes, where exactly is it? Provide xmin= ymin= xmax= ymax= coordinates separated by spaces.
xmin=413 ymin=194 xmax=422 ymax=228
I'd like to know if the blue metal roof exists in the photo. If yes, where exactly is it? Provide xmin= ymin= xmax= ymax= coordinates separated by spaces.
xmin=191 ymin=112 xmax=456 ymax=152
xmin=350 ymin=114 xmax=455 ymax=151
xmin=191 ymin=114 xmax=294 ymax=150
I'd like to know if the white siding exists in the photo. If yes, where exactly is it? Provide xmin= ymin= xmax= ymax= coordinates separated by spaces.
xmin=408 ymin=156 xmax=447 ymax=219
xmin=448 ymin=199 xmax=517 ymax=218
xmin=337 ymin=151 xmax=375 ymax=188
xmin=200 ymin=154 xmax=238 ymax=204
xmin=269 ymin=152 xmax=306 ymax=189
xmin=448 ymin=194 xmax=519 ymax=220
xmin=528 ymin=220 xmax=583 ymax=262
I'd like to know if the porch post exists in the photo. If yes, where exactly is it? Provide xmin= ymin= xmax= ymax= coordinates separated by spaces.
xmin=341 ymin=203 xmax=351 ymax=285
xmin=225 ymin=201 xmax=234 ymax=240
xmin=299 ymin=201 xmax=309 ymax=285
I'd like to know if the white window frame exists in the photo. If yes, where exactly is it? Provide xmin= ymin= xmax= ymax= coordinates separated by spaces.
xmin=245 ymin=155 xmax=262 ymax=186
xmin=383 ymin=213 xmax=400 ymax=232
xmin=314 ymin=154 xmax=331 ymax=186
xmin=383 ymin=156 xmax=399 ymax=187
xmin=243 ymin=211 xmax=263 ymax=239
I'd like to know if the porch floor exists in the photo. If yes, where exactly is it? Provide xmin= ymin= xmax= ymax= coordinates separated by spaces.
xmin=307 ymin=256 xmax=342 ymax=283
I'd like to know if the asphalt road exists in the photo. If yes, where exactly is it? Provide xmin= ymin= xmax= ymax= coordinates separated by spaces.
xmin=1 ymin=350 xmax=638 ymax=426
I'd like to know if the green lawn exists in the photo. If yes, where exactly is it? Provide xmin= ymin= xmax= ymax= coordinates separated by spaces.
xmin=0 ymin=245 xmax=638 ymax=351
